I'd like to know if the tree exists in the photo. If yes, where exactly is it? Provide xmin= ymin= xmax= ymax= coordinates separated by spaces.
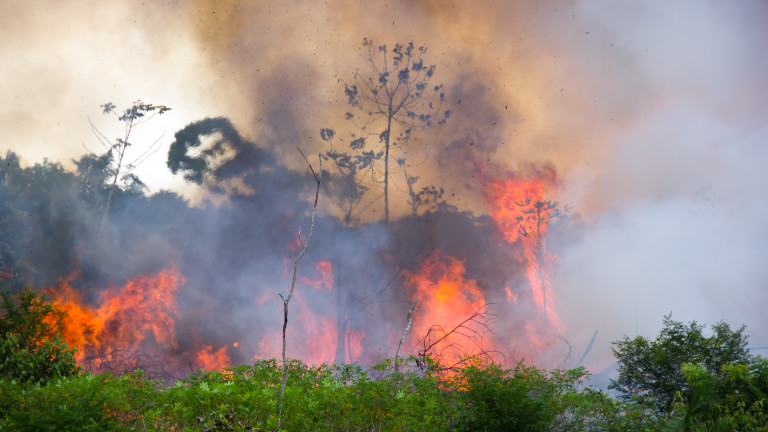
xmin=319 ymin=128 xmax=377 ymax=226
xmin=400 ymin=158 xmax=444 ymax=216
xmin=609 ymin=315 xmax=751 ymax=415
xmin=92 ymin=100 xmax=170 ymax=235
xmin=338 ymin=38 xmax=451 ymax=223
xmin=278 ymin=150 xmax=321 ymax=414
xmin=516 ymin=198 xmax=561 ymax=325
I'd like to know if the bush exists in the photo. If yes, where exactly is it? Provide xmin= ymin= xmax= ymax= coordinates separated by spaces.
xmin=0 ymin=370 xmax=161 ymax=431
xmin=0 ymin=288 xmax=79 ymax=384
xmin=610 ymin=315 xmax=750 ymax=415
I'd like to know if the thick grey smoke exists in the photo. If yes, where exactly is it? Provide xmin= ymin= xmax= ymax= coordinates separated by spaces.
xmin=552 ymin=1 xmax=768 ymax=372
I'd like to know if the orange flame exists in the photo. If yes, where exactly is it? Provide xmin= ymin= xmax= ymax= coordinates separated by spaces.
xmin=481 ymin=166 xmax=564 ymax=340
xmin=299 ymin=260 xmax=334 ymax=292
xmin=403 ymin=250 xmax=487 ymax=365
xmin=194 ymin=345 xmax=230 ymax=370
xmin=51 ymin=267 xmax=184 ymax=365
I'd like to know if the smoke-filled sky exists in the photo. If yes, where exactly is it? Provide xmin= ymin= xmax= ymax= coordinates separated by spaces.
xmin=2 ymin=0 xmax=767 ymax=372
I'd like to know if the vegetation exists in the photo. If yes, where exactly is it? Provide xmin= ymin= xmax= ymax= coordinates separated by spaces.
xmin=610 ymin=315 xmax=752 ymax=414
xmin=0 ymin=288 xmax=79 ymax=385
xmin=1 ymin=357 xmax=658 ymax=431
xmin=611 ymin=315 xmax=768 ymax=430
xmin=3 ymin=290 xmax=764 ymax=430
xmin=325 ymin=38 xmax=452 ymax=224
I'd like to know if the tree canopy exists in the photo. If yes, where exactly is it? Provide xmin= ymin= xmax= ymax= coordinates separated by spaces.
xmin=609 ymin=314 xmax=751 ymax=415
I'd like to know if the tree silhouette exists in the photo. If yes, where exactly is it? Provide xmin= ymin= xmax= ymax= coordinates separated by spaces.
xmin=319 ymin=128 xmax=379 ymax=226
xmin=337 ymin=38 xmax=451 ymax=223
xmin=91 ymin=100 xmax=170 ymax=235
xmin=399 ymin=158 xmax=444 ymax=216
xmin=516 ymin=199 xmax=561 ymax=326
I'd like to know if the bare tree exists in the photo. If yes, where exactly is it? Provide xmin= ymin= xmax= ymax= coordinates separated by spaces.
xmin=340 ymin=38 xmax=451 ymax=223
xmin=279 ymin=150 xmax=322 ymax=406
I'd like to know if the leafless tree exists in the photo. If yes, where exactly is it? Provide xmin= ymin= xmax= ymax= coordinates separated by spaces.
xmin=278 ymin=150 xmax=322 ymax=407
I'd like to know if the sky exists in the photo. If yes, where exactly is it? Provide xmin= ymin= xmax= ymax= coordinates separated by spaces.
xmin=2 ymin=0 xmax=768 ymax=372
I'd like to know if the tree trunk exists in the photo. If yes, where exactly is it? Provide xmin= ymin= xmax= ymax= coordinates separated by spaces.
xmin=384 ymin=104 xmax=393 ymax=224
xmin=333 ymin=257 xmax=347 ymax=364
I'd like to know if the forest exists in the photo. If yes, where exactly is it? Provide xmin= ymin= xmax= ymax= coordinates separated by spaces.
xmin=1 ymin=39 xmax=767 ymax=430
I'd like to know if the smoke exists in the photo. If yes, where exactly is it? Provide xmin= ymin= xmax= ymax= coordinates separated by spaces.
xmin=551 ymin=1 xmax=768 ymax=371
xmin=2 ymin=0 xmax=767 ymax=375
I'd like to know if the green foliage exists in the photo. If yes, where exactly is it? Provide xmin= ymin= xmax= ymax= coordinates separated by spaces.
xmin=0 ymin=288 xmax=79 ymax=384
xmin=448 ymin=358 xmax=658 ymax=432
xmin=450 ymin=360 xmax=555 ymax=431
xmin=0 ymin=355 xmax=659 ymax=431
xmin=156 ymin=358 xmax=455 ymax=431
xmin=0 ymin=370 xmax=161 ymax=431
xmin=661 ymin=357 xmax=768 ymax=431
xmin=609 ymin=314 xmax=751 ymax=415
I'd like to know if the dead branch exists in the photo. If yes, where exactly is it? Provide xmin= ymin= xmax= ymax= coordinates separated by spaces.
xmin=279 ymin=150 xmax=322 ymax=405
xmin=416 ymin=304 xmax=503 ymax=373
xmin=394 ymin=297 xmax=419 ymax=373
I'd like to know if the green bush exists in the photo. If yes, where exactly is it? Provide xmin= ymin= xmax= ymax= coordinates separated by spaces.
xmin=0 ymin=288 xmax=79 ymax=385
xmin=610 ymin=315 xmax=750 ymax=415
xmin=0 ymin=356 xmax=663 ymax=431
xmin=447 ymin=358 xmax=658 ymax=432
xmin=0 ymin=370 xmax=162 ymax=431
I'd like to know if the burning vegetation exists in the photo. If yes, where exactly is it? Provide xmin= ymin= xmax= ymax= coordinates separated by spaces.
xmin=0 ymin=39 xmax=574 ymax=382
xmin=21 ymin=160 xmax=568 ymax=381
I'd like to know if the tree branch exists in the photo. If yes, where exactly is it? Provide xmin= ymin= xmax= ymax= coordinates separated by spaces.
xmin=395 ymin=297 xmax=419 ymax=373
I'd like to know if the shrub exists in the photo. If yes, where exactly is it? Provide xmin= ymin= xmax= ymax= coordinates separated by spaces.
xmin=0 ymin=288 xmax=79 ymax=384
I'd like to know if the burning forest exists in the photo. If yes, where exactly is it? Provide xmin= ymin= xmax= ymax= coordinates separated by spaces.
xmin=0 ymin=109 xmax=572 ymax=381
xmin=2 ymin=0 xmax=768 ymax=387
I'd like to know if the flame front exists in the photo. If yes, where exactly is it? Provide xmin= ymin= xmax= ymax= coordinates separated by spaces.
xmin=47 ymin=266 xmax=235 ymax=376
xmin=481 ymin=166 xmax=564 ymax=345
xmin=403 ymin=250 xmax=487 ymax=366
xmin=51 ymin=268 xmax=183 ymax=363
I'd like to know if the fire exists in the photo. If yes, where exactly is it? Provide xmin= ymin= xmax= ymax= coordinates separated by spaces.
xmin=292 ymin=291 xmax=337 ymax=365
xmin=254 ymin=259 xmax=345 ymax=365
xmin=195 ymin=345 xmax=230 ymax=370
xmin=481 ymin=166 xmax=564 ymax=338
xmin=403 ymin=250 xmax=487 ymax=366
xmin=299 ymin=260 xmax=334 ymax=292
xmin=51 ymin=267 xmax=184 ymax=366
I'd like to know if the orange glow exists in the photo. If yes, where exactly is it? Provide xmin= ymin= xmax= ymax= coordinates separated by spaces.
xmin=292 ymin=289 xmax=337 ymax=365
xmin=51 ymin=267 xmax=184 ymax=365
xmin=505 ymin=285 xmax=518 ymax=304
xmin=194 ymin=345 xmax=230 ymax=370
xmin=481 ymin=166 xmax=564 ymax=339
xmin=344 ymin=329 xmax=365 ymax=364
xmin=403 ymin=250 xmax=487 ymax=366
xmin=254 ymin=259 xmax=346 ymax=365
xmin=299 ymin=260 xmax=334 ymax=292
